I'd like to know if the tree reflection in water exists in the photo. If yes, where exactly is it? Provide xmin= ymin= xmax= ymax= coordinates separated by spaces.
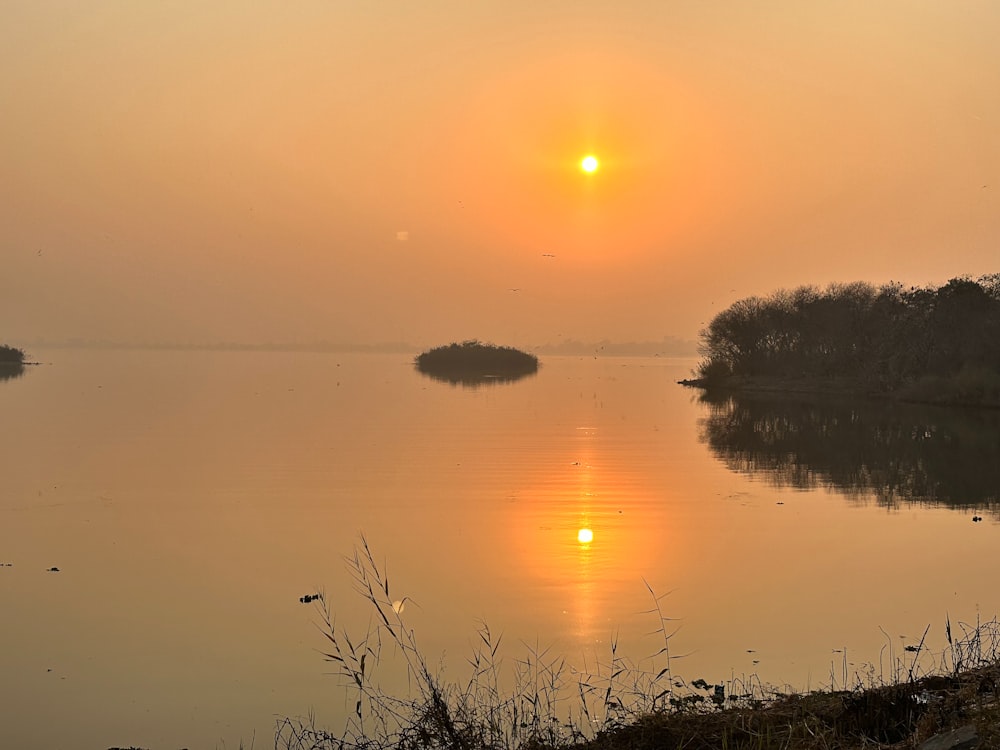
xmin=417 ymin=369 xmax=538 ymax=388
xmin=698 ymin=391 xmax=1000 ymax=511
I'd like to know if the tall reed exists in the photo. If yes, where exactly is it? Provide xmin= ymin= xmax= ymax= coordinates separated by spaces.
xmin=277 ymin=538 xmax=1000 ymax=750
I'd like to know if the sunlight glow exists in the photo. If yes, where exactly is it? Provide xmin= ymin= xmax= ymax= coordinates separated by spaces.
xmin=580 ymin=155 xmax=599 ymax=173
xmin=577 ymin=528 xmax=594 ymax=544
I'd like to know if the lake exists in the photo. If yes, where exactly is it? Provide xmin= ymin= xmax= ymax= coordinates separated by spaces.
xmin=1 ymin=349 xmax=998 ymax=749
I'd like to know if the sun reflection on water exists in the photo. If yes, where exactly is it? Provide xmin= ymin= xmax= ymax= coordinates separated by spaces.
xmin=509 ymin=416 xmax=679 ymax=652
xmin=572 ymin=519 xmax=596 ymax=643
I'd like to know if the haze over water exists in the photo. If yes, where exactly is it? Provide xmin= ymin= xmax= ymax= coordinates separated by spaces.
xmin=3 ymin=2 xmax=999 ymax=350
xmin=2 ymin=350 xmax=997 ymax=749
xmin=4 ymin=3 xmax=1000 ymax=748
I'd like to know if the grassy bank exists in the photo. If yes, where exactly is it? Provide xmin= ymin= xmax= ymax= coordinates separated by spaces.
xmin=279 ymin=539 xmax=1000 ymax=750
xmin=678 ymin=374 xmax=876 ymax=399
xmin=678 ymin=368 xmax=1000 ymax=409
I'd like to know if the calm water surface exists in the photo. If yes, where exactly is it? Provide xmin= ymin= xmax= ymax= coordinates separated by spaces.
xmin=1 ymin=349 xmax=997 ymax=749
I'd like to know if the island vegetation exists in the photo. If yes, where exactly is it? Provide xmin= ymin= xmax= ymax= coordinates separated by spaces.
xmin=684 ymin=275 xmax=1000 ymax=407
xmin=0 ymin=344 xmax=26 ymax=381
xmin=0 ymin=344 xmax=25 ymax=364
xmin=415 ymin=340 xmax=539 ymax=386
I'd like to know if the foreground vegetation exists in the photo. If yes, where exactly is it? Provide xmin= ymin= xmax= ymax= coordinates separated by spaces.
xmin=278 ymin=539 xmax=1000 ymax=750
xmin=689 ymin=275 xmax=1000 ymax=407
xmin=415 ymin=341 xmax=539 ymax=385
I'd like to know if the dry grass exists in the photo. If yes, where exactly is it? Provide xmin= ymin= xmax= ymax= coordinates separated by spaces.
xmin=277 ymin=539 xmax=1000 ymax=750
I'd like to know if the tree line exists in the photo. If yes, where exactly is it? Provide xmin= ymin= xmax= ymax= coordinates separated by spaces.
xmin=696 ymin=275 xmax=1000 ymax=395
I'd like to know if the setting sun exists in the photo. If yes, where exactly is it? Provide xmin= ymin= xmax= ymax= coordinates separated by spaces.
xmin=580 ymin=155 xmax=599 ymax=173
xmin=577 ymin=528 xmax=594 ymax=544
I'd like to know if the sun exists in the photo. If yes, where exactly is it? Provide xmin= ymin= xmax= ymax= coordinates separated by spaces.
xmin=580 ymin=155 xmax=599 ymax=173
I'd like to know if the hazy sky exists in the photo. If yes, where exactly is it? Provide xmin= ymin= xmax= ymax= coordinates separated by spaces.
xmin=3 ymin=1 xmax=998 ymax=349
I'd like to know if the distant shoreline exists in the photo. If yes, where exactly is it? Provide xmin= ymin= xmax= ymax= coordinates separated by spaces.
xmin=19 ymin=340 xmax=699 ymax=357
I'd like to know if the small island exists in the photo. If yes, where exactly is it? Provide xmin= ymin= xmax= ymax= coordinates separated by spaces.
xmin=0 ymin=344 xmax=26 ymax=382
xmin=0 ymin=344 xmax=25 ymax=363
xmin=414 ymin=340 xmax=539 ymax=386
xmin=681 ymin=275 xmax=1000 ymax=407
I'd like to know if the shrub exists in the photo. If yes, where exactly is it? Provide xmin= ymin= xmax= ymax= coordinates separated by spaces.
xmin=0 ymin=344 xmax=25 ymax=364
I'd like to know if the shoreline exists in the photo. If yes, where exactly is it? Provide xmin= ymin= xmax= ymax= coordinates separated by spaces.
xmin=568 ymin=660 xmax=1000 ymax=750
xmin=678 ymin=375 xmax=1000 ymax=409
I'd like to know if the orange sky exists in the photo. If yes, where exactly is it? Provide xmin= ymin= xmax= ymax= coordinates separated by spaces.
xmin=2 ymin=1 xmax=999 ymax=349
